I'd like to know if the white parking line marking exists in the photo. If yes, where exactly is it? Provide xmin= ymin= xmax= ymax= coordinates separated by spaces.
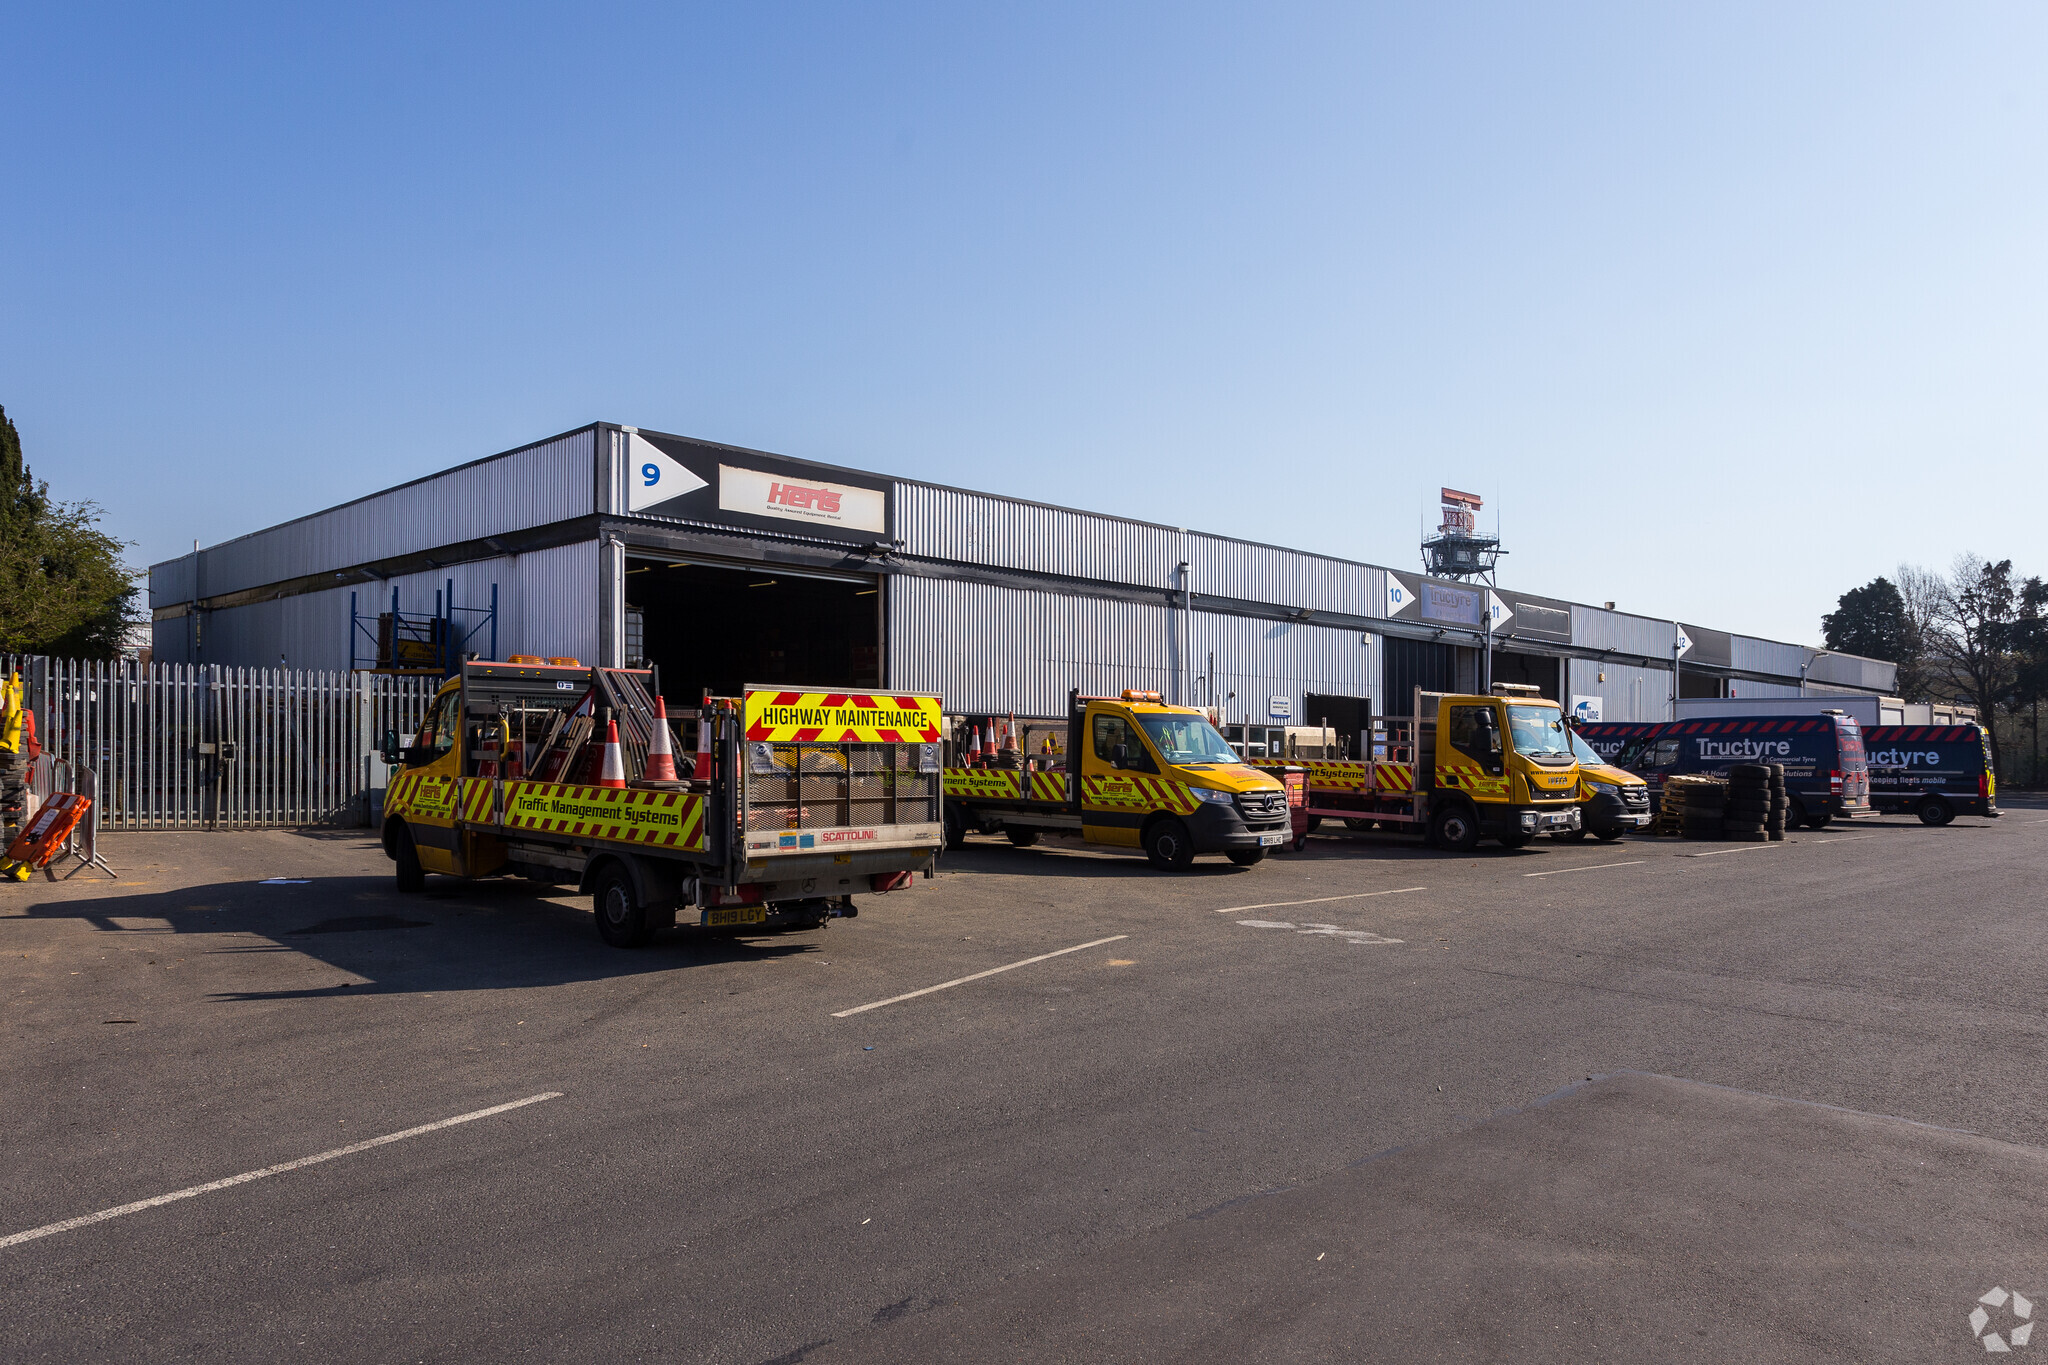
xmin=1523 ymin=861 xmax=1645 ymax=878
xmin=1237 ymin=920 xmax=1403 ymax=945
xmin=1213 ymin=887 xmax=1426 ymax=914
xmin=0 ymin=1092 xmax=562 ymax=1253
xmin=831 ymin=936 xmax=1129 ymax=1018
xmin=1687 ymin=843 xmax=1783 ymax=858
xmin=1810 ymin=835 xmax=1878 ymax=844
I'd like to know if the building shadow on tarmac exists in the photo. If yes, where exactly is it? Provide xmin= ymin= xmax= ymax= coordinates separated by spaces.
xmin=14 ymin=871 xmax=818 ymax=1000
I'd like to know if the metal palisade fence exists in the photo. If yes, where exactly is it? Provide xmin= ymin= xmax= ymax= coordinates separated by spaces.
xmin=3 ymin=656 xmax=437 ymax=830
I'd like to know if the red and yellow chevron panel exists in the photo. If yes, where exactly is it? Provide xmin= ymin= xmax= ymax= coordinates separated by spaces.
xmin=745 ymin=690 xmax=942 ymax=743
xmin=386 ymin=769 xmax=457 ymax=820
xmin=500 ymin=781 xmax=707 ymax=851
xmin=1298 ymin=759 xmax=1415 ymax=796
xmin=1081 ymin=772 xmax=1201 ymax=815
xmin=459 ymin=777 xmax=496 ymax=824
xmin=943 ymin=768 xmax=1076 ymax=804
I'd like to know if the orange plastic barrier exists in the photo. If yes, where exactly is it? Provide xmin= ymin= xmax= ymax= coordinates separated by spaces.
xmin=3 ymin=791 xmax=90 ymax=872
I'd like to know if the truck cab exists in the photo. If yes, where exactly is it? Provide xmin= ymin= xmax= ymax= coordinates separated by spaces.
xmin=944 ymin=690 xmax=1291 ymax=869
xmin=1424 ymin=686 xmax=1583 ymax=848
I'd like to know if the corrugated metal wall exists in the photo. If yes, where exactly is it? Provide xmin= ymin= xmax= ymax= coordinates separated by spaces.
xmin=895 ymin=484 xmax=1183 ymax=589
xmin=150 ymin=428 xmax=597 ymax=605
xmin=1566 ymin=658 xmax=1673 ymax=723
xmin=888 ymin=574 xmax=1176 ymax=714
xmin=152 ymin=540 xmax=598 ymax=673
xmin=887 ymin=574 xmax=1380 ymax=722
xmin=1805 ymin=651 xmax=1896 ymax=692
xmin=1186 ymin=534 xmax=1385 ymax=617
xmin=1571 ymin=606 xmax=1679 ymax=659
xmin=1191 ymin=613 xmax=1377 ymax=728
xmin=1730 ymin=635 xmax=1808 ymax=679
xmin=1729 ymin=679 xmax=1805 ymax=699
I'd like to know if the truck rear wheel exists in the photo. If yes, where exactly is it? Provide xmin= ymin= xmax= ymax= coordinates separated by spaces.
xmin=943 ymin=802 xmax=967 ymax=850
xmin=1918 ymin=797 xmax=1954 ymax=826
xmin=593 ymin=864 xmax=654 ymax=948
xmin=1429 ymin=804 xmax=1480 ymax=853
xmin=1006 ymin=828 xmax=1040 ymax=847
xmin=394 ymin=827 xmax=425 ymax=893
xmin=1144 ymin=818 xmax=1195 ymax=870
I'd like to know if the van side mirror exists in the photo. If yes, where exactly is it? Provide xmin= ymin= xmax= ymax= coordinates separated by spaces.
xmin=380 ymin=729 xmax=402 ymax=765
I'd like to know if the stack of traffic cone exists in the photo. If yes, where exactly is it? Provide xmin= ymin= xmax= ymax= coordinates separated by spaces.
xmin=1004 ymin=714 xmax=1018 ymax=754
xmin=644 ymin=698 xmax=679 ymax=781
xmin=597 ymin=720 xmax=627 ymax=788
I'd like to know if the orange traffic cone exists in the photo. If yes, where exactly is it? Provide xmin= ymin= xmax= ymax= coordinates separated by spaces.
xmin=1004 ymin=714 xmax=1018 ymax=753
xmin=598 ymin=719 xmax=627 ymax=788
xmin=645 ymin=698 xmax=679 ymax=781
xmin=968 ymin=725 xmax=982 ymax=767
xmin=693 ymin=706 xmax=713 ymax=780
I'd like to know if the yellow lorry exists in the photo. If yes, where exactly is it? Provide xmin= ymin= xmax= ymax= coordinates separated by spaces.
xmin=1294 ymin=685 xmax=1583 ymax=851
xmin=382 ymin=661 xmax=944 ymax=945
xmin=943 ymin=690 xmax=1292 ymax=869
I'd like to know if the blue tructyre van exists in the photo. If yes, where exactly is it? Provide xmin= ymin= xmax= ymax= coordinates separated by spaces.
xmin=1861 ymin=725 xmax=1998 ymax=825
xmin=1602 ymin=713 xmax=1873 ymax=829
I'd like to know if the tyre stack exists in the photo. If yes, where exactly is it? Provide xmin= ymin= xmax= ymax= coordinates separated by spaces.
xmin=1765 ymin=762 xmax=1789 ymax=841
xmin=1722 ymin=764 xmax=1772 ymax=842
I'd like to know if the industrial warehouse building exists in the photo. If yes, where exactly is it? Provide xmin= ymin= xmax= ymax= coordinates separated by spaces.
xmin=149 ymin=423 xmax=1897 ymax=739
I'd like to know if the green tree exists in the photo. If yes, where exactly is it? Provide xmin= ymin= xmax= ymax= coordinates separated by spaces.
xmin=1822 ymin=577 xmax=1922 ymax=693
xmin=0 ymin=405 xmax=140 ymax=659
xmin=1924 ymin=556 xmax=2027 ymax=782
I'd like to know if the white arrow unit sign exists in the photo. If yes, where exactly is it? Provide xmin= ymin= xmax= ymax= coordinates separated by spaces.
xmin=626 ymin=433 xmax=708 ymax=512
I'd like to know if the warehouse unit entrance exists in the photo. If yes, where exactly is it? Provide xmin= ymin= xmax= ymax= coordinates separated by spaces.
xmin=1490 ymin=651 xmax=1561 ymax=700
xmin=624 ymin=557 xmax=882 ymax=702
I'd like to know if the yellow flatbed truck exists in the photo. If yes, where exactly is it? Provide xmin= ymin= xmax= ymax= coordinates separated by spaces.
xmin=1295 ymin=685 xmax=1583 ymax=851
xmin=382 ymin=662 xmax=944 ymax=946
xmin=943 ymin=689 xmax=1291 ymax=869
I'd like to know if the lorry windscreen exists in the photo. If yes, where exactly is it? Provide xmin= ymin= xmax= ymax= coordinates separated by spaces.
xmin=1507 ymin=705 xmax=1573 ymax=758
xmin=1139 ymin=714 xmax=1239 ymax=764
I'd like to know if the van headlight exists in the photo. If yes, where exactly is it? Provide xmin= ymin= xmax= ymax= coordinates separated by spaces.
xmin=1192 ymin=787 xmax=1235 ymax=805
xmin=1588 ymin=780 xmax=1619 ymax=796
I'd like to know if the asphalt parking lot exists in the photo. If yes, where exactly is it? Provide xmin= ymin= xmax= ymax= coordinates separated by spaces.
xmin=5 ymin=803 xmax=2047 ymax=1362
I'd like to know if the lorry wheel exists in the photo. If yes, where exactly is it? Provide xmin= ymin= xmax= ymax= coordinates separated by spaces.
xmin=943 ymin=803 xmax=967 ymax=850
xmin=1303 ymin=815 xmax=1322 ymax=833
xmin=394 ymin=827 xmax=426 ymax=893
xmin=1595 ymin=828 xmax=1625 ymax=842
xmin=593 ymin=865 xmax=654 ymax=948
xmin=1496 ymin=833 xmax=1533 ymax=849
xmin=1918 ymin=797 xmax=1954 ymax=827
xmin=1549 ymin=828 xmax=1589 ymax=843
xmin=1804 ymin=811 xmax=1831 ymax=830
xmin=1144 ymin=818 xmax=1195 ymax=870
xmin=1344 ymin=817 xmax=1375 ymax=831
xmin=1006 ymin=829 xmax=1040 ymax=848
xmin=1227 ymin=848 xmax=1266 ymax=866
xmin=1429 ymin=805 xmax=1480 ymax=853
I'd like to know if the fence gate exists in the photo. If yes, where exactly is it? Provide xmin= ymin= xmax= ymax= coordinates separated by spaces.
xmin=5 ymin=656 xmax=435 ymax=830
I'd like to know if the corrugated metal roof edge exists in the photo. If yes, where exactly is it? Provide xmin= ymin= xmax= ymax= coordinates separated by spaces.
xmin=146 ymin=423 xmax=603 ymax=572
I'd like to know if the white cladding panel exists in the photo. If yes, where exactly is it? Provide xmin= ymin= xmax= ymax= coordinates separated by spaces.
xmin=169 ymin=430 xmax=597 ymax=600
xmin=1566 ymin=658 xmax=1674 ymax=724
xmin=150 ymin=542 xmax=598 ymax=673
xmin=1571 ymin=606 xmax=1679 ymax=659
xmin=1190 ymin=613 xmax=1377 ymax=728
xmin=1187 ymin=534 xmax=1385 ymax=617
xmin=888 ymin=575 xmax=1175 ymax=715
xmin=894 ymin=484 xmax=1182 ymax=590
xmin=1803 ymin=650 xmax=1895 ymax=692
xmin=1730 ymin=635 xmax=1808 ymax=679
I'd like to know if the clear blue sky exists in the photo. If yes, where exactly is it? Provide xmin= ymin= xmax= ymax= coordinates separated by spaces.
xmin=5 ymin=3 xmax=2044 ymax=644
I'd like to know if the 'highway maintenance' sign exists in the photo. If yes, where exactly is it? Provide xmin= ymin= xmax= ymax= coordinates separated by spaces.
xmin=745 ymin=691 xmax=942 ymax=743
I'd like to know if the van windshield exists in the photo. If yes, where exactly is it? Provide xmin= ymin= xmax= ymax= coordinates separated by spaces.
xmin=1567 ymin=728 xmax=1604 ymax=766
xmin=1138 ymin=714 xmax=1239 ymax=764
xmin=1506 ymin=705 xmax=1573 ymax=758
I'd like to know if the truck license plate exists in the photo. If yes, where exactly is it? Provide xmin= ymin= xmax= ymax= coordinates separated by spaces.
xmin=1258 ymin=832 xmax=1287 ymax=846
xmin=704 ymin=906 xmax=767 ymax=928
